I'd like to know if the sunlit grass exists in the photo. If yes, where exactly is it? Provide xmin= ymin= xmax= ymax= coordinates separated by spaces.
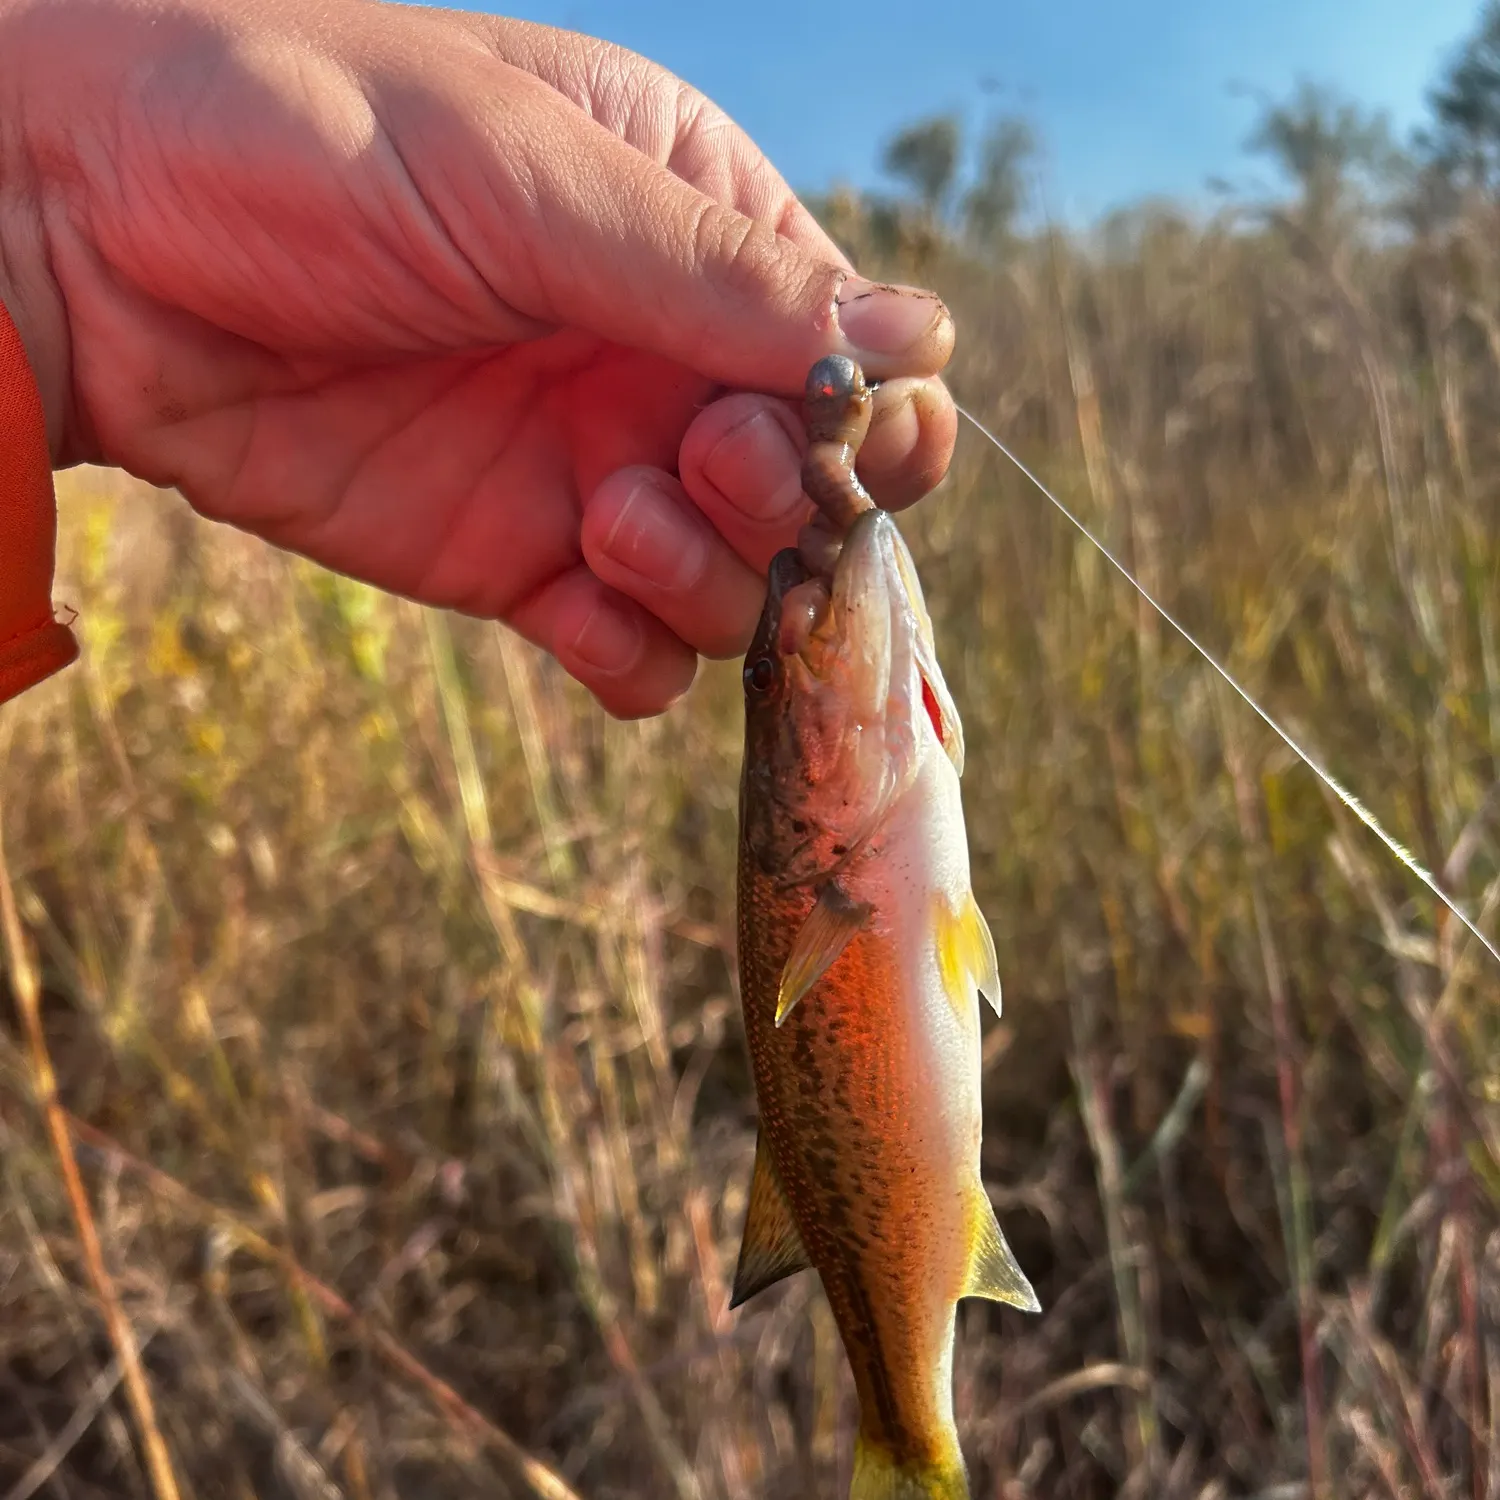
xmin=2 ymin=200 xmax=1498 ymax=1498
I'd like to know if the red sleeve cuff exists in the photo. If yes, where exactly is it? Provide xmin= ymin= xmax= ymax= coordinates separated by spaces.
xmin=0 ymin=617 xmax=79 ymax=703
xmin=0 ymin=295 xmax=78 ymax=706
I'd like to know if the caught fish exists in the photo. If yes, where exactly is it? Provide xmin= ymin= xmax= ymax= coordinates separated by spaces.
xmin=731 ymin=358 xmax=1039 ymax=1500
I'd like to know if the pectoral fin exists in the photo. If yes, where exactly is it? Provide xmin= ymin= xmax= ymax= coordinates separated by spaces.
xmin=729 ymin=1133 xmax=811 ymax=1309
xmin=936 ymin=890 xmax=1003 ymax=1019
xmin=775 ymin=885 xmax=872 ymax=1026
xmin=962 ymin=1189 xmax=1041 ymax=1313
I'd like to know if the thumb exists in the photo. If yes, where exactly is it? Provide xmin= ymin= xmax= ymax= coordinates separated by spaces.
xmin=421 ymin=61 xmax=956 ymax=395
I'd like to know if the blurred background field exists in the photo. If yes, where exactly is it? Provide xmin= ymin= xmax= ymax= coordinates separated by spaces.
xmin=5 ymin=16 xmax=1500 ymax=1500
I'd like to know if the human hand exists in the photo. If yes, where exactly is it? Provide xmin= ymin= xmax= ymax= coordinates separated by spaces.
xmin=0 ymin=0 xmax=957 ymax=716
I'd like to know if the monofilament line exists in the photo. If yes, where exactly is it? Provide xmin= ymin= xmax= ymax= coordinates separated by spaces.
xmin=955 ymin=403 xmax=1500 ymax=972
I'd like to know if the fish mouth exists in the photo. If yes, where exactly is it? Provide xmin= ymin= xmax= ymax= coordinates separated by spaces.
xmin=781 ymin=510 xmax=965 ymax=777
xmin=741 ymin=512 xmax=964 ymax=882
xmin=747 ymin=548 xmax=813 ymax=669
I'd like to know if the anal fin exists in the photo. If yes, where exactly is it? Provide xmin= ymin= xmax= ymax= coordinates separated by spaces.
xmin=963 ymin=1189 xmax=1041 ymax=1313
xmin=729 ymin=1133 xmax=812 ymax=1309
xmin=775 ymin=883 xmax=871 ymax=1026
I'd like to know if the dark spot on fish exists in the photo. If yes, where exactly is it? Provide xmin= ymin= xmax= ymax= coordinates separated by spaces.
xmin=842 ymin=1274 xmax=902 ymax=1441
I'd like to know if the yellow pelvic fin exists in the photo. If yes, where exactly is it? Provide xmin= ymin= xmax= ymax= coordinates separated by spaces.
xmin=935 ymin=890 xmax=1002 ymax=1020
xmin=962 ymin=1188 xmax=1041 ymax=1313
xmin=775 ymin=883 xmax=872 ymax=1027
xmin=729 ymin=1132 xmax=812 ymax=1309
xmin=850 ymin=1435 xmax=968 ymax=1500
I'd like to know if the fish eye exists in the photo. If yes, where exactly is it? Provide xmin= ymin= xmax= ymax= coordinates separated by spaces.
xmin=744 ymin=656 xmax=775 ymax=694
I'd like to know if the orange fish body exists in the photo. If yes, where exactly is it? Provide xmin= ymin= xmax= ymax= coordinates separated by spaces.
xmin=733 ymin=512 xmax=1038 ymax=1500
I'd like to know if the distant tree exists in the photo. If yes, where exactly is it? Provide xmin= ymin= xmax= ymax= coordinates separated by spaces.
xmin=1427 ymin=1 xmax=1500 ymax=193
xmin=1398 ymin=140 xmax=1465 ymax=233
xmin=881 ymin=115 xmax=962 ymax=219
xmin=1096 ymin=199 xmax=1198 ymax=264
xmin=962 ymin=117 xmax=1035 ymax=249
xmin=1245 ymin=80 xmax=1400 ymax=238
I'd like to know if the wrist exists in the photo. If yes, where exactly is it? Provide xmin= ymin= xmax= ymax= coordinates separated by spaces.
xmin=0 ymin=0 xmax=84 ymax=467
xmin=0 ymin=225 xmax=71 ymax=470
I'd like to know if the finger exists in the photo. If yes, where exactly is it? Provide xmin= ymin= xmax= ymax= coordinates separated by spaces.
xmin=674 ymin=394 xmax=807 ymax=574
xmin=509 ymin=566 xmax=698 ymax=719
xmin=581 ymin=466 xmax=766 ymax=660
xmin=388 ymin=55 xmax=955 ymax=391
xmin=856 ymin=375 xmax=959 ymax=512
xmin=676 ymin=377 xmax=958 ymax=573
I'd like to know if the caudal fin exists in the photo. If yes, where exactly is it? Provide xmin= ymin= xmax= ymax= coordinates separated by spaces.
xmin=850 ymin=1437 xmax=968 ymax=1500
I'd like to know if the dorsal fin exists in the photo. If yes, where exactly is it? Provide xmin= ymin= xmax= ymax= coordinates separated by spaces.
xmin=962 ymin=1188 xmax=1040 ymax=1312
xmin=729 ymin=1133 xmax=812 ymax=1309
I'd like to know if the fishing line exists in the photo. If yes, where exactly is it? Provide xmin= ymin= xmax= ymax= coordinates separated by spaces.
xmin=955 ymin=402 xmax=1500 ymax=972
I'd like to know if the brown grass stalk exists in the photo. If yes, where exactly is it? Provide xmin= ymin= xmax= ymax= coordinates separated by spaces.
xmin=59 ymin=1111 xmax=586 ymax=1500
xmin=0 ymin=764 xmax=183 ymax=1500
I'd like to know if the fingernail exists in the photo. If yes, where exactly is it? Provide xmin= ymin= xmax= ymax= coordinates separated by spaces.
xmin=703 ymin=409 xmax=806 ymax=525
xmin=571 ymin=598 xmax=645 ymax=677
xmin=603 ymin=476 xmax=709 ymax=591
xmin=836 ymin=279 xmax=948 ymax=358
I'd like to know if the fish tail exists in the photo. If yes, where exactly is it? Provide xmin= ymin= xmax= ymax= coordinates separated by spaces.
xmin=850 ymin=1435 xmax=968 ymax=1500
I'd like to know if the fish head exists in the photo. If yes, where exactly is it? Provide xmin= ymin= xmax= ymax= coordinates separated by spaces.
xmin=740 ymin=509 xmax=964 ymax=885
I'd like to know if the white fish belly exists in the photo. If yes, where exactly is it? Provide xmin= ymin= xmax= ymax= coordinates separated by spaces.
xmin=845 ymin=742 xmax=985 ymax=1301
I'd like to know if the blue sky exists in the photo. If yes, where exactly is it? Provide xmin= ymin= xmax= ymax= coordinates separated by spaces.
xmin=462 ymin=0 xmax=1482 ymax=221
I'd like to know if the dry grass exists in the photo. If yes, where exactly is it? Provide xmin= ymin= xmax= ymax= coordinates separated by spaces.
xmin=2 ymin=193 xmax=1499 ymax=1499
